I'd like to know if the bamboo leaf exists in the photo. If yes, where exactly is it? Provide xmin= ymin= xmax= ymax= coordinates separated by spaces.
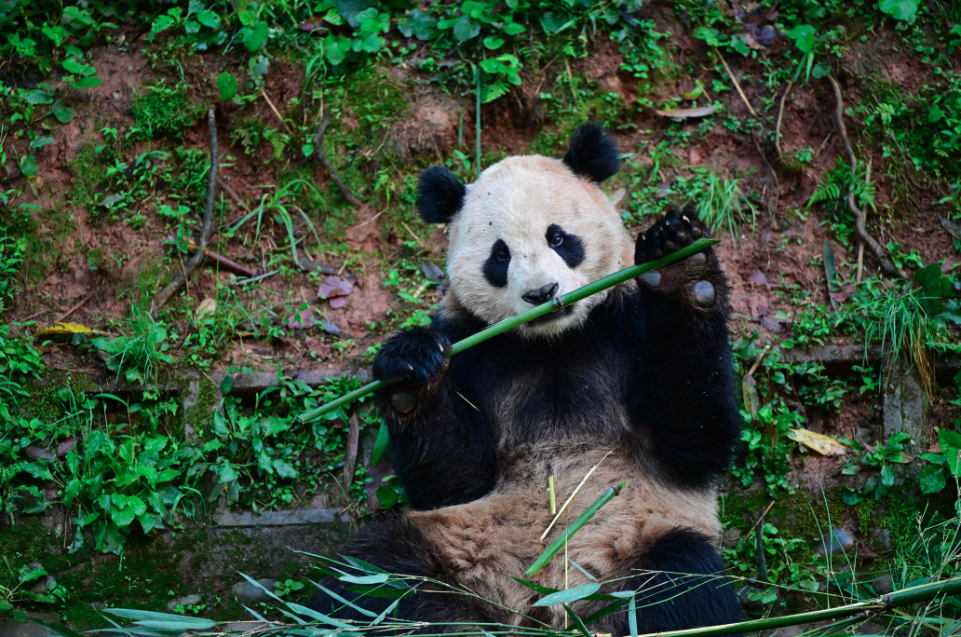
xmin=563 ymin=604 xmax=592 ymax=637
xmin=283 ymin=602 xmax=354 ymax=629
xmin=533 ymin=583 xmax=602 ymax=606
xmin=103 ymin=610 xmax=214 ymax=627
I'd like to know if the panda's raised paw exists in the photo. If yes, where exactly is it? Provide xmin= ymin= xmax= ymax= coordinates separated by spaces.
xmin=634 ymin=207 xmax=708 ymax=264
xmin=373 ymin=327 xmax=452 ymax=404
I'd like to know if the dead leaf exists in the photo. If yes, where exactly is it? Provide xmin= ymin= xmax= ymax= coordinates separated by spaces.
xmin=940 ymin=216 xmax=961 ymax=242
xmin=287 ymin=308 xmax=316 ymax=330
xmin=57 ymin=437 xmax=76 ymax=458
xmin=305 ymin=336 xmax=330 ymax=358
xmin=742 ymin=374 xmax=759 ymax=417
xmin=196 ymin=298 xmax=217 ymax=319
xmin=330 ymin=297 xmax=347 ymax=309
xmin=748 ymin=295 xmax=769 ymax=318
xmin=34 ymin=323 xmax=109 ymax=338
xmin=317 ymin=276 xmax=354 ymax=301
xmin=654 ymin=106 xmax=716 ymax=119
xmin=343 ymin=413 xmax=360 ymax=488
xmin=748 ymin=271 xmax=768 ymax=285
xmin=419 ymin=260 xmax=446 ymax=284
xmin=759 ymin=317 xmax=782 ymax=333
xmin=610 ymin=187 xmax=627 ymax=207
xmin=321 ymin=318 xmax=341 ymax=335
xmin=788 ymin=428 xmax=848 ymax=456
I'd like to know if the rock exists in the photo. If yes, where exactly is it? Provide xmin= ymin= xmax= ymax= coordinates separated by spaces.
xmin=165 ymin=594 xmax=202 ymax=612
xmin=883 ymin=357 xmax=928 ymax=449
xmin=87 ymin=602 xmax=107 ymax=610
xmin=870 ymin=528 xmax=893 ymax=552
xmin=231 ymin=579 xmax=277 ymax=604
xmin=27 ymin=576 xmax=56 ymax=595
xmin=0 ymin=615 xmax=62 ymax=637
xmin=722 ymin=527 xmax=742 ymax=548
xmin=818 ymin=529 xmax=855 ymax=555
xmin=872 ymin=574 xmax=894 ymax=594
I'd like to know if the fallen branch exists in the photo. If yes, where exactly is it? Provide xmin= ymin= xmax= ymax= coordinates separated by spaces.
xmin=312 ymin=115 xmax=362 ymax=207
xmin=827 ymin=75 xmax=904 ymax=279
xmin=188 ymin=241 xmax=258 ymax=278
xmin=151 ymin=106 xmax=219 ymax=317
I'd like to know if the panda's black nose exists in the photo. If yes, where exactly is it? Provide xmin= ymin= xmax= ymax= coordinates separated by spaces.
xmin=522 ymin=282 xmax=559 ymax=305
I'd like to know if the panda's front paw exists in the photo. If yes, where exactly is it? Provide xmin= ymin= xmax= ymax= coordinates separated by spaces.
xmin=373 ymin=328 xmax=452 ymax=414
xmin=634 ymin=207 xmax=725 ymax=310
xmin=634 ymin=207 xmax=708 ymax=264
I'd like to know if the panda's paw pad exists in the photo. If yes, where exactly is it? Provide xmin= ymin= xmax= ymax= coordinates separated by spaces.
xmin=634 ymin=207 xmax=708 ymax=264
xmin=373 ymin=328 xmax=452 ymax=389
xmin=691 ymin=280 xmax=716 ymax=307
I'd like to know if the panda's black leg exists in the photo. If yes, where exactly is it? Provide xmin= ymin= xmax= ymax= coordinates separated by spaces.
xmin=604 ymin=529 xmax=742 ymax=637
xmin=308 ymin=518 xmax=511 ymax=632
xmin=628 ymin=207 xmax=739 ymax=485
xmin=372 ymin=327 xmax=498 ymax=510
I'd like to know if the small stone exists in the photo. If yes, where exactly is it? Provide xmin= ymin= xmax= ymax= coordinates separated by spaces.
xmin=88 ymin=602 xmax=107 ymax=610
xmin=691 ymin=280 xmax=715 ymax=307
xmin=390 ymin=392 xmax=417 ymax=414
xmin=818 ymin=529 xmax=854 ymax=555
xmin=722 ymin=527 xmax=741 ymax=548
xmin=870 ymin=528 xmax=892 ymax=552
xmin=28 ymin=576 xmax=56 ymax=595
xmin=872 ymin=574 xmax=894 ymax=594
xmin=688 ymin=252 xmax=707 ymax=265
xmin=231 ymin=579 xmax=277 ymax=604
xmin=639 ymin=271 xmax=661 ymax=288
xmin=166 ymin=594 xmax=202 ymax=612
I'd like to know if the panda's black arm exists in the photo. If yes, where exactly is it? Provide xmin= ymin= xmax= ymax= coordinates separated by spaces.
xmin=624 ymin=210 xmax=741 ymax=486
xmin=372 ymin=327 xmax=499 ymax=510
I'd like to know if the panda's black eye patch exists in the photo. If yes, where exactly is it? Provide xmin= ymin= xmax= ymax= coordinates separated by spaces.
xmin=546 ymin=224 xmax=585 ymax=268
xmin=483 ymin=239 xmax=511 ymax=287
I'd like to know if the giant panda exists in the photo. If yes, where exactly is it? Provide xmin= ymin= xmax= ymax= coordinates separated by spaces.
xmin=308 ymin=123 xmax=743 ymax=635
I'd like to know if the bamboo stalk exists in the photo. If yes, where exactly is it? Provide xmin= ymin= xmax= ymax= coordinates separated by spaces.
xmin=630 ymin=576 xmax=961 ymax=637
xmin=297 ymin=238 xmax=719 ymax=422
xmin=525 ymin=481 xmax=626 ymax=578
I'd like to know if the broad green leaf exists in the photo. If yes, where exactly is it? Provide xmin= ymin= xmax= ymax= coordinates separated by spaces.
xmin=76 ymin=77 xmax=103 ymax=89
xmin=452 ymin=15 xmax=480 ymax=42
xmin=19 ymin=155 xmax=37 ymax=178
xmin=242 ymin=20 xmax=269 ymax=52
xmin=62 ymin=59 xmax=86 ymax=74
xmin=26 ymin=90 xmax=53 ymax=105
xmin=691 ymin=26 xmax=721 ymax=47
xmin=196 ymin=10 xmax=221 ymax=29
xmin=929 ymin=104 xmax=944 ymax=123
xmin=217 ymin=72 xmax=237 ymax=101
xmin=502 ymin=22 xmax=524 ymax=35
xmin=51 ymin=100 xmax=77 ymax=123
xmin=533 ymin=583 xmax=602 ymax=606
xmin=880 ymin=463 xmax=895 ymax=487
xmin=879 ymin=0 xmax=919 ymax=22
xmin=920 ymin=465 xmax=946 ymax=494
xmin=271 ymin=458 xmax=299 ymax=478
xmin=483 ymin=36 xmax=504 ymax=50
xmin=111 ymin=506 xmax=136 ymax=528
xmin=786 ymin=25 xmax=816 ymax=53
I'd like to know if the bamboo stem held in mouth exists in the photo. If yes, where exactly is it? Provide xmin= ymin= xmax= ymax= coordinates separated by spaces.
xmin=298 ymin=238 xmax=719 ymax=422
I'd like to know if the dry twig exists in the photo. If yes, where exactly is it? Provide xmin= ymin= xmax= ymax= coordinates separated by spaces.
xmin=775 ymin=80 xmax=792 ymax=164
xmin=827 ymin=75 xmax=904 ymax=279
xmin=715 ymin=48 xmax=757 ymax=118
xmin=152 ymin=106 xmax=219 ymax=317
xmin=312 ymin=115 xmax=362 ymax=207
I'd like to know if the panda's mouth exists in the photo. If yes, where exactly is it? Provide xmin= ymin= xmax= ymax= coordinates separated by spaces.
xmin=527 ymin=305 xmax=574 ymax=326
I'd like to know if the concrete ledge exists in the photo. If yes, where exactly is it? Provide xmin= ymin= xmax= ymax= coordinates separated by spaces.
xmin=212 ymin=508 xmax=349 ymax=527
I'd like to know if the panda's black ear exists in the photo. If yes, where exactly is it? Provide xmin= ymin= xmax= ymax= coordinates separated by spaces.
xmin=417 ymin=166 xmax=466 ymax=224
xmin=562 ymin=123 xmax=620 ymax=183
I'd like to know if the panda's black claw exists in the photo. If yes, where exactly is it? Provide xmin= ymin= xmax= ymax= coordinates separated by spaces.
xmin=634 ymin=206 xmax=710 ymax=266
xmin=373 ymin=327 xmax=452 ymax=392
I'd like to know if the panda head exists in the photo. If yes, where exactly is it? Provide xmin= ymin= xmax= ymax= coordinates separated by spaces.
xmin=417 ymin=123 xmax=632 ymax=339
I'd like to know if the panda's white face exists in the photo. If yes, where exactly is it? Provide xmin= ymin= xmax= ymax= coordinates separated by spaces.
xmin=443 ymin=156 xmax=632 ymax=338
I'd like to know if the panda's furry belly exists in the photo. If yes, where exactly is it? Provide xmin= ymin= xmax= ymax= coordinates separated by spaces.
xmin=406 ymin=442 xmax=720 ymax=626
